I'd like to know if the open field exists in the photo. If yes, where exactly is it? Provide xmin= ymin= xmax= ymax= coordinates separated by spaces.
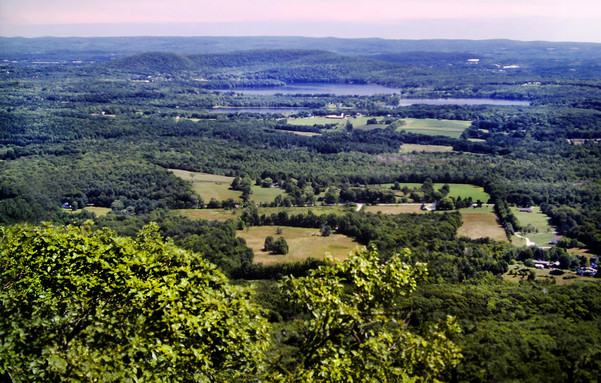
xmin=396 ymin=118 xmax=471 ymax=138
xmin=511 ymin=206 xmax=556 ymax=247
xmin=400 ymin=144 xmax=454 ymax=153
xmin=169 ymin=169 xmax=285 ymax=204
xmin=376 ymin=183 xmax=490 ymax=202
xmin=287 ymin=116 xmax=383 ymax=129
xmin=69 ymin=207 xmax=112 ymax=217
xmin=169 ymin=169 xmax=240 ymax=201
xmin=504 ymin=264 xmax=598 ymax=286
xmin=279 ymin=130 xmax=321 ymax=136
xmin=173 ymin=205 xmax=350 ymax=222
xmin=238 ymin=226 xmax=360 ymax=265
xmin=456 ymin=206 xmax=508 ymax=242
xmin=172 ymin=208 xmax=241 ymax=221
xmin=362 ymin=204 xmax=424 ymax=214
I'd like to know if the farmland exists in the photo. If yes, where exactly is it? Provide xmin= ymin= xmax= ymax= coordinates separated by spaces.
xmin=396 ymin=118 xmax=471 ymax=138
xmin=237 ymin=226 xmax=359 ymax=265
xmin=169 ymin=169 xmax=285 ymax=204
xmin=362 ymin=204 xmax=424 ymax=214
xmin=286 ymin=116 xmax=384 ymax=129
xmin=456 ymin=206 xmax=508 ymax=242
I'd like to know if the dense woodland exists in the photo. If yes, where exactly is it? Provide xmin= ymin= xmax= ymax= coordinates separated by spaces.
xmin=1 ymin=37 xmax=601 ymax=381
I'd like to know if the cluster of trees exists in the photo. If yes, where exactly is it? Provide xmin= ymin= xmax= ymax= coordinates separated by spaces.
xmin=263 ymin=235 xmax=289 ymax=254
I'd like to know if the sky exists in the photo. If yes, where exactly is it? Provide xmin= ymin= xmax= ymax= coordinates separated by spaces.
xmin=1 ymin=0 xmax=601 ymax=42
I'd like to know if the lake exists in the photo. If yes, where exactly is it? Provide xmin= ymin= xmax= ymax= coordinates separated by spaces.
xmin=216 ymin=83 xmax=402 ymax=96
xmin=215 ymin=83 xmax=530 ymax=106
xmin=398 ymin=98 xmax=530 ymax=106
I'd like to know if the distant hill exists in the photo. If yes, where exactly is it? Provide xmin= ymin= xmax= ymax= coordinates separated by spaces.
xmin=109 ymin=52 xmax=194 ymax=73
xmin=102 ymin=49 xmax=394 ymax=84
xmin=2 ymin=36 xmax=601 ymax=64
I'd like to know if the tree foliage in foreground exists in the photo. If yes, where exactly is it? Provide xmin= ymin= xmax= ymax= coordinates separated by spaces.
xmin=0 ymin=223 xmax=270 ymax=382
xmin=275 ymin=248 xmax=462 ymax=382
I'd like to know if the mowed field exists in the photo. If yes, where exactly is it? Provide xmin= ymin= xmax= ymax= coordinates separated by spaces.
xmin=456 ymin=206 xmax=508 ymax=242
xmin=511 ymin=206 xmax=556 ymax=246
xmin=238 ymin=226 xmax=360 ymax=265
xmin=69 ymin=207 xmax=111 ymax=217
xmin=169 ymin=169 xmax=285 ymax=204
xmin=376 ymin=183 xmax=490 ymax=202
xmin=399 ymin=144 xmax=454 ymax=153
xmin=286 ymin=116 xmax=383 ymax=129
xmin=396 ymin=118 xmax=471 ymax=138
xmin=362 ymin=204 xmax=424 ymax=214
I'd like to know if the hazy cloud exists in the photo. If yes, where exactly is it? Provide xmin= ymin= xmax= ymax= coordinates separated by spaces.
xmin=0 ymin=0 xmax=599 ymax=41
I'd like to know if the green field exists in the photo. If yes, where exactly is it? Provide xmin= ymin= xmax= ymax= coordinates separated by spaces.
xmin=287 ymin=116 xmax=383 ymax=129
xmin=69 ymin=207 xmax=112 ymax=217
xmin=376 ymin=183 xmax=490 ymax=202
xmin=238 ymin=226 xmax=359 ymax=265
xmin=400 ymin=144 xmax=454 ymax=153
xmin=396 ymin=118 xmax=471 ymax=138
xmin=169 ymin=169 xmax=285 ymax=204
xmin=510 ymin=206 xmax=556 ymax=247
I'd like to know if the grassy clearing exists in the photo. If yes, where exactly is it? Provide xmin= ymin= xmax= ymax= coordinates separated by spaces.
xmin=250 ymin=186 xmax=286 ymax=204
xmin=238 ymin=226 xmax=360 ymax=265
xmin=456 ymin=206 xmax=508 ymax=242
xmin=169 ymin=169 xmax=240 ymax=201
xmin=511 ymin=206 xmax=556 ymax=247
xmin=400 ymin=144 xmax=454 ymax=153
xmin=376 ymin=183 xmax=490 ymax=202
xmin=362 ymin=204 xmax=424 ymax=214
xmin=169 ymin=169 xmax=284 ymax=204
xmin=504 ymin=264 xmax=598 ymax=285
xmin=512 ymin=206 xmax=554 ymax=231
xmin=396 ymin=118 xmax=471 ymax=138
xmin=68 ymin=207 xmax=112 ymax=217
xmin=287 ymin=116 xmax=383 ymax=129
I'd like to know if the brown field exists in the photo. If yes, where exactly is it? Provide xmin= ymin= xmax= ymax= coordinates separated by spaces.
xmin=238 ymin=226 xmax=360 ymax=265
xmin=399 ymin=144 xmax=454 ymax=153
xmin=456 ymin=207 xmax=508 ymax=242
xmin=362 ymin=204 xmax=424 ymax=214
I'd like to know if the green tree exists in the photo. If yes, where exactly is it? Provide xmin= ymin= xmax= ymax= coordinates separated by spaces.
xmin=0 ymin=223 xmax=270 ymax=382
xmin=273 ymin=237 xmax=289 ymax=255
xmin=276 ymin=247 xmax=462 ymax=381
xmin=264 ymin=235 xmax=275 ymax=251
xmin=320 ymin=224 xmax=332 ymax=237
